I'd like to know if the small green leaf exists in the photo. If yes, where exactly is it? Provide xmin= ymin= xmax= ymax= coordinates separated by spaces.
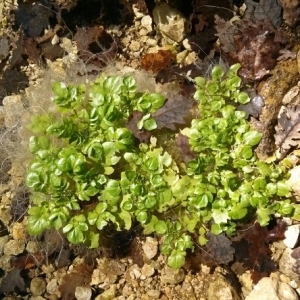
xmin=237 ymin=92 xmax=250 ymax=104
xmin=154 ymin=220 xmax=167 ymax=234
xmin=243 ymin=130 xmax=262 ymax=146
xmin=168 ymin=249 xmax=186 ymax=269
xmin=52 ymin=81 xmax=68 ymax=98
xmin=211 ymin=66 xmax=224 ymax=80
xmin=277 ymin=182 xmax=290 ymax=196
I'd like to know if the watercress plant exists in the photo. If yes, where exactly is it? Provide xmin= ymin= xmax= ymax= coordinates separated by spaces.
xmin=25 ymin=65 xmax=300 ymax=269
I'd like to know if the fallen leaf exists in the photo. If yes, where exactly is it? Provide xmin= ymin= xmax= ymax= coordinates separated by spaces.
xmin=176 ymin=134 xmax=196 ymax=163
xmin=0 ymin=36 xmax=10 ymax=61
xmin=59 ymin=261 xmax=94 ymax=300
xmin=275 ymin=105 xmax=300 ymax=154
xmin=126 ymin=111 xmax=151 ymax=143
xmin=0 ymin=268 xmax=27 ymax=294
xmin=232 ymin=220 xmax=286 ymax=283
xmin=279 ymin=0 xmax=300 ymax=26
xmin=153 ymin=94 xmax=194 ymax=130
xmin=74 ymin=27 xmax=118 ymax=68
xmin=13 ymin=1 xmax=53 ymax=38
xmin=141 ymin=50 xmax=175 ymax=73
xmin=11 ymin=252 xmax=46 ymax=269
xmin=244 ymin=0 xmax=282 ymax=27
xmin=205 ymin=233 xmax=235 ymax=265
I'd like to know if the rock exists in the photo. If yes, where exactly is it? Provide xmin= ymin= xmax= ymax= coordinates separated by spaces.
xmin=30 ymin=277 xmax=46 ymax=296
xmin=75 ymin=286 xmax=92 ymax=300
xmin=286 ymin=166 xmax=300 ymax=200
xmin=4 ymin=239 xmax=25 ymax=256
xmin=207 ymin=275 xmax=241 ymax=300
xmin=0 ymin=235 xmax=9 ymax=255
xmin=245 ymin=277 xmax=298 ymax=300
xmin=161 ymin=266 xmax=185 ymax=284
xmin=47 ymin=279 xmax=59 ymax=295
xmin=12 ymin=222 xmax=26 ymax=240
xmin=279 ymin=248 xmax=299 ymax=280
xmin=26 ymin=241 xmax=39 ymax=253
xmin=147 ymin=289 xmax=160 ymax=299
xmin=141 ymin=264 xmax=155 ymax=279
xmin=2 ymin=95 xmax=26 ymax=128
xmin=95 ymin=285 xmax=116 ymax=300
xmin=152 ymin=2 xmax=188 ymax=43
xmin=180 ymin=282 xmax=196 ymax=299
xmin=283 ymin=224 xmax=300 ymax=248
xmin=141 ymin=16 xmax=153 ymax=33
xmin=142 ymin=237 xmax=158 ymax=260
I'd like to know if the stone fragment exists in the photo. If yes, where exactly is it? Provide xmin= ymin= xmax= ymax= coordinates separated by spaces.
xmin=141 ymin=16 xmax=153 ymax=33
xmin=12 ymin=222 xmax=26 ymax=240
xmin=279 ymin=248 xmax=299 ymax=280
xmin=30 ymin=277 xmax=46 ymax=296
xmin=0 ymin=236 xmax=9 ymax=255
xmin=142 ymin=237 xmax=158 ymax=260
xmin=95 ymin=285 xmax=116 ymax=300
xmin=141 ymin=264 xmax=155 ymax=279
xmin=4 ymin=239 xmax=25 ymax=256
xmin=147 ymin=289 xmax=160 ymax=299
xmin=245 ymin=277 xmax=298 ymax=300
xmin=152 ymin=2 xmax=188 ymax=43
xmin=283 ymin=224 xmax=300 ymax=248
xmin=75 ymin=286 xmax=92 ymax=300
xmin=47 ymin=279 xmax=59 ymax=295
xmin=286 ymin=166 xmax=300 ymax=200
xmin=207 ymin=275 xmax=241 ymax=300
xmin=161 ymin=266 xmax=185 ymax=284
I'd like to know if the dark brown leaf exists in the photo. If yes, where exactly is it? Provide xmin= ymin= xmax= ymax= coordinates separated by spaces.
xmin=23 ymin=38 xmax=41 ymax=64
xmin=153 ymin=95 xmax=194 ymax=130
xmin=205 ymin=233 xmax=235 ymax=265
xmin=11 ymin=252 xmax=46 ymax=269
xmin=232 ymin=220 xmax=287 ymax=283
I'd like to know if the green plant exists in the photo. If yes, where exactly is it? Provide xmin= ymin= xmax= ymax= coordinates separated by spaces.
xmin=25 ymin=65 xmax=300 ymax=269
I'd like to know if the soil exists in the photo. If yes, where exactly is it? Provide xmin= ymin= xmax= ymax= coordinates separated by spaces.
xmin=1 ymin=0 xmax=300 ymax=299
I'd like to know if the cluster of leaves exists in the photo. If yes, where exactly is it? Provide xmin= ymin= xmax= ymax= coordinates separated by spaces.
xmin=25 ymin=65 xmax=300 ymax=269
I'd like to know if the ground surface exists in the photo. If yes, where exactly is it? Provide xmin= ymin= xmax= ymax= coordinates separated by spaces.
xmin=1 ymin=0 xmax=300 ymax=299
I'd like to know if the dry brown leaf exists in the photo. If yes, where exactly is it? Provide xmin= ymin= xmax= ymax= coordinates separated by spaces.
xmin=141 ymin=50 xmax=175 ymax=73
xmin=153 ymin=94 xmax=194 ymax=130
xmin=275 ymin=105 xmax=300 ymax=152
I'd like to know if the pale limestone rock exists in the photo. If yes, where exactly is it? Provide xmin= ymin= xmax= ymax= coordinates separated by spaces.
xmin=161 ymin=266 xmax=185 ymax=284
xmin=283 ymin=224 xmax=300 ymax=248
xmin=279 ymin=248 xmax=299 ymax=280
xmin=153 ymin=2 xmax=188 ymax=43
xmin=95 ymin=285 xmax=116 ymax=300
xmin=245 ymin=277 xmax=298 ymax=300
xmin=75 ymin=286 xmax=92 ymax=300
xmin=0 ymin=236 xmax=9 ymax=255
xmin=147 ymin=289 xmax=160 ymax=299
xmin=30 ymin=277 xmax=46 ymax=296
xmin=12 ymin=222 xmax=26 ymax=240
xmin=141 ymin=264 xmax=155 ymax=279
xmin=142 ymin=237 xmax=158 ymax=259
xmin=207 ymin=275 xmax=241 ymax=300
xmin=141 ymin=15 xmax=153 ymax=33
xmin=286 ymin=166 xmax=300 ymax=199
xmin=4 ymin=239 xmax=25 ymax=256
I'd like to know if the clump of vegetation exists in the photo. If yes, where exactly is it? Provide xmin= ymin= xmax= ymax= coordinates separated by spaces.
xmin=25 ymin=64 xmax=300 ymax=269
